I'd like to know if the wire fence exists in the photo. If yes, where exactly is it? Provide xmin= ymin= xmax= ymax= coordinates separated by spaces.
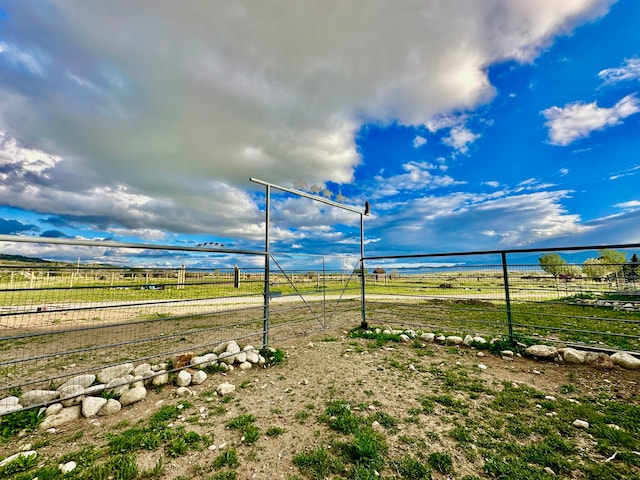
xmin=0 ymin=238 xmax=361 ymax=400
xmin=362 ymin=244 xmax=640 ymax=354
xmin=2 ymin=237 xmax=640 ymax=407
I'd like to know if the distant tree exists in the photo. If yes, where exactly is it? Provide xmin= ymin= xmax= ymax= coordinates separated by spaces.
xmin=582 ymin=258 xmax=612 ymax=281
xmin=539 ymin=253 xmax=567 ymax=279
xmin=623 ymin=253 xmax=640 ymax=283
xmin=597 ymin=249 xmax=626 ymax=276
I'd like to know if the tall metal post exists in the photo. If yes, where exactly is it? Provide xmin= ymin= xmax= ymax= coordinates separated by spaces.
xmin=263 ymin=185 xmax=271 ymax=349
xmin=501 ymin=252 xmax=514 ymax=342
xmin=360 ymin=213 xmax=367 ymax=329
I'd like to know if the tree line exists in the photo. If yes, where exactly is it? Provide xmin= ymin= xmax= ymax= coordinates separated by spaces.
xmin=539 ymin=249 xmax=640 ymax=282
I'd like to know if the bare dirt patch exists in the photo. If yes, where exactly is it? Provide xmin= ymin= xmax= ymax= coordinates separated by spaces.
xmin=2 ymin=323 xmax=640 ymax=479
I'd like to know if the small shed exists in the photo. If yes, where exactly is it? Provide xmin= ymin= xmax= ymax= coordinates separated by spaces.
xmin=373 ymin=267 xmax=387 ymax=282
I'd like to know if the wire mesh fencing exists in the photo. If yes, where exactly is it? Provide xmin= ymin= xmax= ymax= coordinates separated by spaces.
xmin=0 ymin=238 xmax=361 ymax=401
xmin=362 ymin=245 xmax=640 ymax=354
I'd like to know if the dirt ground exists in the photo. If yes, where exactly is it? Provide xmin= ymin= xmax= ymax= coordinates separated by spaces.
xmin=2 ymin=323 xmax=640 ymax=479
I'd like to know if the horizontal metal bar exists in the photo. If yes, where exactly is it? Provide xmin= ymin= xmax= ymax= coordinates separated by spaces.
xmin=250 ymin=177 xmax=366 ymax=215
xmin=364 ymin=241 xmax=640 ymax=261
xmin=0 ymin=234 xmax=266 ymax=256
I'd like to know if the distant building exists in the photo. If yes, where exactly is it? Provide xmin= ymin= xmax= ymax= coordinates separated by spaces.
xmin=373 ymin=267 xmax=387 ymax=282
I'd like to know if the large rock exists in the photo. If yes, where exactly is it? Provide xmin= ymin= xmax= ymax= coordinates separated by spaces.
xmin=20 ymin=389 xmax=59 ymax=407
xmin=610 ymin=352 xmax=640 ymax=370
xmin=559 ymin=348 xmax=586 ymax=364
xmin=105 ymin=378 xmax=129 ymax=396
xmin=97 ymin=363 xmax=134 ymax=383
xmin=445 ymin=336 xmax=464 ymax=345
xmin=59 ymin=384 xmax=85 ymax=407
xmin=58 ymin=374 xmax=96 ymax=391
xmin=82 ymin=396 xmax=107 ymax=417
xmin=584 ymin=352 xmax=615 ymax=369
xmin=98 ymin=399 xmax=122 ymax=416
xmin=133 ymin=363 xmax=153 ymax=377
xmin=525 ymin=345 xmax=558 ymax=358
xmin=120 ymin=386 xmax=147 ymax=406
xmin=420 ymin=333 xmax=436 ymax=342
xmin=176 ymin=370 xmax=192 ymax=387
xmin=40 ymin=405 xmax=81 ymax=429
xmin=192 ymin=370 xmax=207 ymax=385
xmin=216 ymin=382 xmax=235 ymax=395
xmin=0 ymin=397 xmax=21 ymax=415
xmin=152 ymin=371 xmax=169 ymax=386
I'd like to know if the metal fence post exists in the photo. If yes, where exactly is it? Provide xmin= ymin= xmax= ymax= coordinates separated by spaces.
xmin=263 ymin=185 xmax=271 ymax=349
xmin=360 ymin=213 xmax=367 ymax=329
xmin=501 ymin=252 xmax=514 ymax=342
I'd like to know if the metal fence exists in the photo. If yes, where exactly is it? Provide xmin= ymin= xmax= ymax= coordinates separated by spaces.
xmin=362 ymin=243 xmax=640 ymax=355
xmin=0 ymin=236 xmax=362 ymax=399
xmin=2 ymin=236 xmax=640 ymax=405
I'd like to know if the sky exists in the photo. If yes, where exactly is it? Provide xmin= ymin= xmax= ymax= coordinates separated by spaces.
xmin=0 ymin=0 xmax=639 ymax=268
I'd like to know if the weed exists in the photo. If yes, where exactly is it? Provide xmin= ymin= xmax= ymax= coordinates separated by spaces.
xmin=0 ymin=408 xmax=45 ymax=439
xmin=321 ymin=400 xmax=362 ymax=434
xmin=242 ymin=424 xmax=260 ymax=444
xmin=295 ymin=410 xmax=310 ymax=423
xmin=0 ymin=451 xmax=37 ymax=476
xmin=261 ymin=347 xmax=286 ymax=366
xmin=428 ymin=451 xmax=453 ymax=474
xmin=239 ymin=379 xmax=253 ymax=389
xmin=139 ymin=457 xmax=165 ymax=479
xmin=389 ymin=455 xmax=432 ymax=479
xmin=208 ymin=471 xmax=238 ymax=480
xmin=265 ymin=426 xmax=286 ymax=437
xmin=213 ymin=448 xmax=239 ymax=468
xmin=293 ymin=447 xmax=344 ymax=480
xmin=370 ymin=411 xmax=398 ymax=430
xmin=227 ymin=413 xmax=256 ymax=430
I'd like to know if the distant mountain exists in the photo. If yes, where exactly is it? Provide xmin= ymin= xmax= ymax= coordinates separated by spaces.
xmin=0 ymin=254 xmax=52 ymax=264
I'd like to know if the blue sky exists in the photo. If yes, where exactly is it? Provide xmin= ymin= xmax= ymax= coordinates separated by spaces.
xmin=0 ymin=0 xmax=639 ymax=267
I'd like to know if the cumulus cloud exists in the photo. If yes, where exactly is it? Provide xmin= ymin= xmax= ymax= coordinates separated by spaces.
xmin=542 ymin=94 xmax=640 ymax=146
xmin=0 ymin=0 xmax=614 ymax=241
xmin=412 ymin=136 xmax=427 ymax=148
xmin=598 ymin=57 xmax=640 ymax=84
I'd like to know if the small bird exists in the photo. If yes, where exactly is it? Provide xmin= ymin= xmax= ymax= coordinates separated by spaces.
xmin=364 ymin=201 xmax=370 ymax=215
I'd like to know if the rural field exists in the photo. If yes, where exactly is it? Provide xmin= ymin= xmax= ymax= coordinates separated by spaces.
xmin=1 ymin=320 xmax=640 ymax=480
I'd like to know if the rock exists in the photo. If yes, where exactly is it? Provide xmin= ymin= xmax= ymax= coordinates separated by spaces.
xmin=524 ymin=345 xmax=558 ymax=358
xmin=176 ymin=387 xmax=195 ymax=396
xmin=191 ymin=353 xmax=217 ymax=368
xmin=219 ymin=352 xmax=236 ymax=365
xmin=239 ymin=362 xmax=252 ymax=370
xmin=40 ymin=405 xmax=82 ymax=429
xmin=420 ymin=333 xmax=435 ymax=342
xmin=258 ymin=355 xmax=266 ymax=367
xmin=0 ymin=396 xmax=19 ymax=407
xmin=226 ymin=341 xmax=241 ymax=354
xmin=216 ymin=382 xmax=235 ymax=396
xmin=435 ymin=335 xmax=446 ymax=343
xmin=45 ymin=403 xmax=64 ymax=416
xmin=246 ymin=351 xmax=260 ymax=364
xmin=105 ymin=378 xmax=130 ymax=396
xmin=133 ymin=363 xmax=153 ymax=377
xmin=20 ymin=389 xmax=60 ymax=407
xmin=82 ymin=396 xmax=108 ymax=417
xmin=120 ymin=386 xmax=147 ymax=406
xmin=59 ymin=461 xmax=77 ymax=474
xmin=445 ymin=336 xmax=463 ymax=345
xmin=463 ymin=335 xmax=474 ymax=346
xmin=399 ymin=334 xmax=411 ymax=342
xmin=97 ymin=363 xmax=134 ymax=384
xmin=559 ymin=348 xmax=586 ymax=364
xmin=610 ymin=352 xmax=640 ymax=370
xmin=84 ymin=384 xmax=106 ymax=396
xmin=544 ymin=466 xmax=556 ymax=476
xmin=213 ymin=341 xmax=229 ymax=354
xmin=573 ymin=419 xmax=589 ymax=429
xmin=152 ymin=371 xmax=169 ymax=386
xmin=98 ymin=399 xmax=121 ymax=416
xmin=58 ymin=374 xmax=96 ymax=391
xmin=243 ymin=345 xmax=256 ymax=352
xmin=0 ymin=404 xmax=22 ymax=415
xmin=477 ymin=364 xmax=487 ymax=370
xmin=176 ymin=370 xmax=192 ymax=387
xmin=501 ymin=350 xmax=514 ymax=357
xmin=59 ymin=384 xmax=85 ymax=407
xmin=192 ymin=370 xmax=207 ymax=385
xmin=584 ymin=352 xmax=615 ymax=369
xmin=0 ymin=450 xmax=37 ymax=468
xmin=131 ymin=375 xmax=145 ymax=389
xmin=234 ymin=352 xmax=247 ymax=364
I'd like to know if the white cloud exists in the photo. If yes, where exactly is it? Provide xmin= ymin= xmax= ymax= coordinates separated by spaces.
xmin=598 ymin=57 xmax=640 ymax=84
xmin=412 ymin=136 xmax=427 ymax=148
xmin=559 ymin=168 xmax=569 ymax=176
xmin=483 ymin=181 xmax=500 ymax=188
xmin=0 ymin=0 xmax=614 ymax=241
xmin=372 ymin=161 xmax=465 ymax=198
xmin=543 ymin=94 xmax=640 ymax=146
xmin=442 ymin=126 xmax=481 ymax=154
xmin=615 ymin=200 xmax=640 ymax=210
